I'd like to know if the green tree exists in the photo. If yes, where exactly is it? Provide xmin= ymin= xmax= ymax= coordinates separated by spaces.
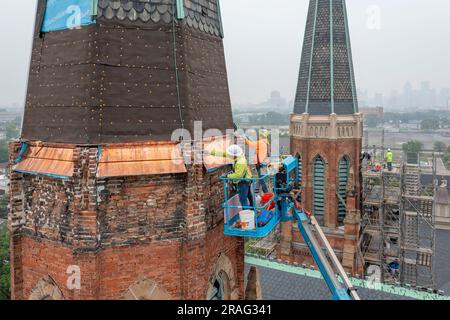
xmin=0 ymin=196 xmax=7 ymax=219
xmin=402 ymin=140 xmax=423 ymax=164
xmin=5 ymin=122 xmax=19 ymax=141
xmin=434 ymin=141 xmax=447 ymax=153
xmin=0 ymin=227 xmax=9 ymax=300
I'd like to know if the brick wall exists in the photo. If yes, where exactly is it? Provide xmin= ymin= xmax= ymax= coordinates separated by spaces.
xmin=9 ymin=142 xmax=244 ymax=300
xmin=281 ymin=136 xmax=363 ymax=274
xmin=291 ymin=137 xmax=362 ymax=227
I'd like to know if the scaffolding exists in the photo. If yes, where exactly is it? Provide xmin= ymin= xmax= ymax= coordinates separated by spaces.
xmin=360 ymin=147 xmax=437 ymax=289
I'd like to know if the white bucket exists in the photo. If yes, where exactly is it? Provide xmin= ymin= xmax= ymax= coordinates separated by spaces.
xmin=239 ymin=210 xmax=256 ymax=230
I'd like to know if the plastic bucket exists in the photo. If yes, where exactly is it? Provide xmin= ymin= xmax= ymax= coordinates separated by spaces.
xmin=239 ymin=210 xmax=256 ymax=230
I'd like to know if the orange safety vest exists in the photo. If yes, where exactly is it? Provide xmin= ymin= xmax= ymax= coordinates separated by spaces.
xmin=246 ymin=138 xmax=269 ymax=165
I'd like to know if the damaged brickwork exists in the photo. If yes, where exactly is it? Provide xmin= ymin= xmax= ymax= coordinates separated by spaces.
xmin=8 ymin=141 xmax=244 ymax=300
xmin=13 ymin=0 xmax=242 ymax=300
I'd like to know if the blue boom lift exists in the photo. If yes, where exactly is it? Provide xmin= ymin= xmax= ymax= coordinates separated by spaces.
xmin=221 ymin=156 xmax=361 ymax=300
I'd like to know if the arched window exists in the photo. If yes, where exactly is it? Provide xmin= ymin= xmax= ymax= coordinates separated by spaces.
xmin=338 ymin=157 xmax=350 ymax=224
xmin=29 ymin=276 xmax=64 ymax=300
xmin=124 ymin=279 xmax=171 ymax=300
xmin=206 ymin=253 xmax=236 ymax=300
xmin=313 ymin=156 xmax=325 ymax=225
xmin=297 ymin=154 xmax=303 ymax=187
xmin=208 ymin=272 xmax=229 ymax=300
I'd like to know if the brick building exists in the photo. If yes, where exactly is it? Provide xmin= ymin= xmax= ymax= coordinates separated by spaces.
xmin=9 ymin=0 xmax=244 ymax=300
xmin=281 ymin=0 xmax=364 ymax=274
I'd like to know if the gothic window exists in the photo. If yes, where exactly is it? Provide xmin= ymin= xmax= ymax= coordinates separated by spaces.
xmin=206 ymin=253 xmax=236 ymax=300
xmin=29 ymin=276 xmax=64 ymax=300
xmin=298 ymin=154 xmax=303 ymax=188
xmin=313 ymin=156 xmax=325 ymax=225
xmin=337 ymin=157 xmax=350 ymax=225
xmin=124 ymin=279 xmax=171 ymax=300
xmin=208 ymin=273 xmax=227 ymax=300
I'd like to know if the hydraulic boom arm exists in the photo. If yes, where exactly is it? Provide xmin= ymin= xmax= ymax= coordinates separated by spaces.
xmin=294 ymin=209 xmax=360 ymax=300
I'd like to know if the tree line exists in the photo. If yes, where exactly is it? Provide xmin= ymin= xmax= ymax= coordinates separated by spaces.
xmin=365 ymin=110 xmax=450 ymax=130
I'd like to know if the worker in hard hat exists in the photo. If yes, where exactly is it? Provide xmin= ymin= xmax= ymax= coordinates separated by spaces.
xmin=385 ymin=148 xmax=394 ymax=171
xmin=211 ymin=144 xmax=254 ymax=208
xmin=244 ymin=129 xmax=270 ymax=193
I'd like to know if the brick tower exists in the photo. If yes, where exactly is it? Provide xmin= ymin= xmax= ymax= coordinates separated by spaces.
xmin=9 ymin=0 xmax=244 ymax=300
xmin=280 ymin=0 xmax=363 ymax=274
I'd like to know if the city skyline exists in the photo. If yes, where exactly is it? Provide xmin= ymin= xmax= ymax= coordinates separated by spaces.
xmin=234 ymin=80 xmax=450 ymax=112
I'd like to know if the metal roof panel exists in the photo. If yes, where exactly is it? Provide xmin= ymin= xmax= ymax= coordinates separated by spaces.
xmin=13 ymin=146 xmax=75 ymax=178
xmin=97 ymin=142 xmax=187 ymax=178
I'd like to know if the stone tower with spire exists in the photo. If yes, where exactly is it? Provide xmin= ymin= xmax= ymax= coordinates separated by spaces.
xmin=280 ymin=0 xmax=363 ymax=274
xmin=9 ymin=0 xmax=244 ymax=300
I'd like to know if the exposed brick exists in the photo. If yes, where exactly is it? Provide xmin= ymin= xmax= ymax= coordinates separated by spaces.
xmin=9 ymin=142 xmax=244 ymax=300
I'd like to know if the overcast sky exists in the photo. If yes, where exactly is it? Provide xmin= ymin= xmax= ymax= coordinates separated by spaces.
xmin=0 ymin=0 xmax=449 ymax=107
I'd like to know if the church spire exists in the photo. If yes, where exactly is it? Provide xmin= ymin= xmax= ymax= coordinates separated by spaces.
xmin=294 ymin=0 xmax=358 ymax=116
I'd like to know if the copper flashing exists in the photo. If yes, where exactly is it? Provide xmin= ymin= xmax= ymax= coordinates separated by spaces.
xmin=13 ymin=145 xmax=75 ymax=178
xmin=97 ymin=142 xmax=187 ymax=178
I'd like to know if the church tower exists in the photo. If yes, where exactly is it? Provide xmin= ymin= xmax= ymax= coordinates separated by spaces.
xmin=9 ymin=0 xmax=244 ymax=300
xmin=281 ymin=0 xmax=363 ymax=274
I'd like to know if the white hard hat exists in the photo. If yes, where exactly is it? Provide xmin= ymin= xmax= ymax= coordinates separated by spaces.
xmin=388 ymin=148 xmax=391 ymax=151
xmin=227 ymin=144 xmax=244 ymax=157
xmin=260 ymin=128 xmax=270 ymax=138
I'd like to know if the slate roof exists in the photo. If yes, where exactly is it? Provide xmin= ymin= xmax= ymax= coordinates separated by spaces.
xmin=244 ymin=264 xmax=412 ymax=300
xmin=434 ymin=230 xmax=450 ymax=295
xmin=245 ymin=229 xmax=450 ymax=300
xmin=294 ymin=0 xmax=358 ymax=116
xmin=97 ymin=0 xmax=223 ymax=37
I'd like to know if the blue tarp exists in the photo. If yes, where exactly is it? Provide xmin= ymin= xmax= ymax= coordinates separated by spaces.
xmin=41 ymin=0 xmax=96 ymax=32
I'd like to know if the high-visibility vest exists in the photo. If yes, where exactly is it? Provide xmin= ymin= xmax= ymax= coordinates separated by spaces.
xmin=246 ymin=138 xmax=269 ymax=165
xmin=210 ymin=150 xmax=252 ymax=182
xmin=386 ymin=151 xmax=393 ymax=163
xmin=228 ymin=155 xmax=252 ymax=183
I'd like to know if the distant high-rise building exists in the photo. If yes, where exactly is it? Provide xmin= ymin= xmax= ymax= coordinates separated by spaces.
xmin=285 ymin=0 xmax=363 ymax=275
xmin=357 ymin=89 xmax=369 ymax=108
xmin=418 ymin=81 xmax=437 ymax=109
xmin=438 ymin=88 xmax=450 ymax=109
xmin=402 ymin=82 xmax=413 ymax=109
xmin=269 ymin=90 xmax=287 ymax=108
xmin=373 ymin=93 xmax=384 ymax=107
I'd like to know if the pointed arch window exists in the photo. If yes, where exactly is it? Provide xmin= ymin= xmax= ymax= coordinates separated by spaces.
xmin=337 ymin=157 xmax=350 ymax=224
xmin=313 ymin=156 xmax=325 ymax=225
xmin=298 ymin=154 xmax=303 ymax=187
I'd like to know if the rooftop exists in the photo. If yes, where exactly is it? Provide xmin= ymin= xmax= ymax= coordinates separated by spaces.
xmin=244 ymin=229 xmax=450 ymax=300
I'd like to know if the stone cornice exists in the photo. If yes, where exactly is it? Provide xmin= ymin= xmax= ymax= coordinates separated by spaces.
xmin=290 ymin=112 xmax=363 ymax=140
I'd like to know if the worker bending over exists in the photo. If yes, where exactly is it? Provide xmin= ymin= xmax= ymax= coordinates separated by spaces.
xmin=242 ymin=129 xmax=270 ymax=193
xmin=211 ymin=145 xmax=254 ymax=208
xmin=385 ymin=148 xmax=394 ymax=171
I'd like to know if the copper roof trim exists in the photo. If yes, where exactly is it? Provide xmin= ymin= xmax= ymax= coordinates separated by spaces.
xmin=13 ymin=145 xmax=75 ymax=178
xmin=97 ymin=142 xmax=187 ymax=178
